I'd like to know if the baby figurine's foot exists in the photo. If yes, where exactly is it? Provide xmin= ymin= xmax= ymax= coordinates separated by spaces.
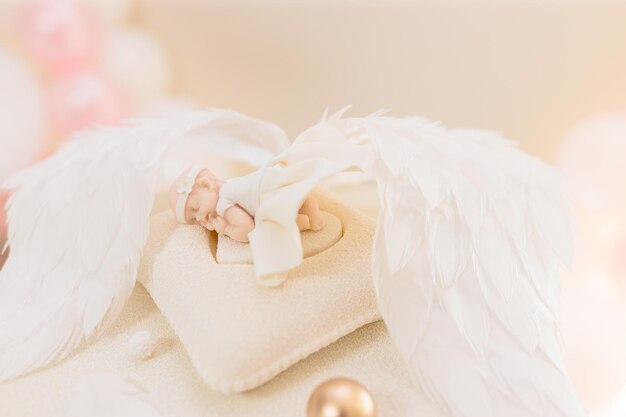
xmin=309 ymin=215 xmax=325 ymax=231
xmin=296 ymin=214 xmax=311 ymax=231
xmin=298 ymin=195 xmax=325 ymax=231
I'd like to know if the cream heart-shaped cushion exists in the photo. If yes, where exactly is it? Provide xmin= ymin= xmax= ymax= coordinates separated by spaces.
xmin=136 ymin=189 xmax=380 ymax=393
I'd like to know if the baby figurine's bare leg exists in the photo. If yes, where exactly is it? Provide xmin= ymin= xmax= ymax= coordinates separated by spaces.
xmin=298 ymin=196 xmax=325 ymax=231
xmin=296 ymin=214 xmax=311 ymax=231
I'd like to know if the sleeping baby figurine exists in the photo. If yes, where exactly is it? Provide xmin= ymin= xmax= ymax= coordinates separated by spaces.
xmin=169 ymin=165 xmax=326 ymax=243
xmin=168 ymin=121 xmax=369 ymax=287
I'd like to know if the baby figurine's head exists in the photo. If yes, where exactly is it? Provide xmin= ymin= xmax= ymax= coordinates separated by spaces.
xmin=170 ymin=166 xmax=223 ymax=227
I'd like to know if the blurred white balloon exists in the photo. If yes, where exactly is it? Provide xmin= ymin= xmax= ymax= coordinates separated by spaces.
xmin=557 ymin=114 xmax=626 ymax=219
xmin=103 ymin=29 xmax=170 ymax=110
xmin=0 ymin=47 xmax=46 ymax=182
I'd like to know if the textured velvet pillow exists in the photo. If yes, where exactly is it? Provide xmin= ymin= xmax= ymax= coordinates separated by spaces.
xmin=136 ymin=190 xmax=380 ymax=393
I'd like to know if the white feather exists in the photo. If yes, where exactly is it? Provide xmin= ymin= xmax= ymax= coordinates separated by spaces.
xmin=338 ymin=115 xmax=586 ymax=417
xmin=0 ymin=109 xmax=288 ymax=382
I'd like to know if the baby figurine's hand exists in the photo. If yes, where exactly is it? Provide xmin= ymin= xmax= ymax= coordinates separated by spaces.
xmin=210 ymin=214 xmax=228 ymax=234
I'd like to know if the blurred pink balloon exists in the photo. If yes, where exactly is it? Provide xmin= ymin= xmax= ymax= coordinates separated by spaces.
xmin=20 ymin=0 xmax=98 ymax=74
xmin=47 ymin=70 xmax=128 ymax=136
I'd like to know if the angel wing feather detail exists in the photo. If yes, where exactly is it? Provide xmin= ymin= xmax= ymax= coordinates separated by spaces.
xmin=0 ymin=106 xmax=585 ymax=417
xmin=349 ymin=116 xmax=584 ymax=417
xmin=0 ymin=109 xmax=288 ymax=382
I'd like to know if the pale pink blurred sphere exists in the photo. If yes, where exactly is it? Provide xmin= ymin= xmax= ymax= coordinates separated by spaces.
xmin=47 ymin=70 xmax=127 ymax=136
xmin=557 ymin=114 xmax=626 ymax=218
xmin=21 ymin=0 xmax=98 ymax=73
xmin=561 ymin=276 xmax=626 ymax=407
xmin=608 ymin=234 xmax=626 ymax=282
xmin=103 ymin=29 xmax=171 ymax=110
xmin=0 ymin=47 xmax=47 ymax=181
xmin=558 ymin=114 xmax=626 ymax=408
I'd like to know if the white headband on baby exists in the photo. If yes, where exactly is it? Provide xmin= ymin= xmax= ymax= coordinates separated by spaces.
xmin=175 ymin=165 xmax=207 ymax=224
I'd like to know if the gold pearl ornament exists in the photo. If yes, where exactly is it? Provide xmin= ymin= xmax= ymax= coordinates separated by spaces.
xmin=306 ymin=377 xmax=377 ymax=417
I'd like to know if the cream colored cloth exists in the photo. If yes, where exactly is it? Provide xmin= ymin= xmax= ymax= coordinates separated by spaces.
xmin=217 ymin=122 xmax=371 ymax=280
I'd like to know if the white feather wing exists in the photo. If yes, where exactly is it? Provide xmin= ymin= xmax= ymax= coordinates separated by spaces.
xmin=358 ymin=116 xmax=585 ymax=417
xmin=0 ymin=109 xmax=288 ymax=382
